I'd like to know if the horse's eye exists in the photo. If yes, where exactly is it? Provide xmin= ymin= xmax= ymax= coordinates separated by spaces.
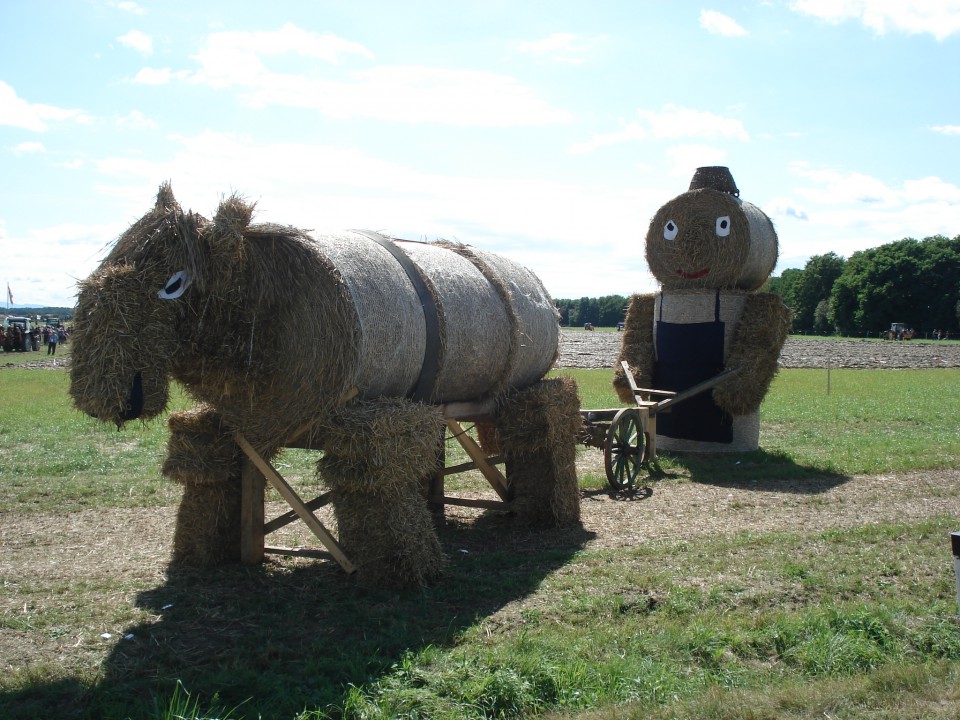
xmin=158 ymin=270 xmax=191 ymax=300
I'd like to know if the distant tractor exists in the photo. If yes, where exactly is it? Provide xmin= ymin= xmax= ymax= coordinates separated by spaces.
xmin=887 ymin=322 xmax=914 ymax=340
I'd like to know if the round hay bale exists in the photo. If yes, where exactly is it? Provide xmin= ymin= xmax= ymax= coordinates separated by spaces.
xmin=401 ymin=241 xmax=512 ymax=399
xmin=319 ymin=232 xmax=558 ymax=402
xmin=317 ymin=233 xmax=428 ymax=399
xmin=460 ymin=246 xmax=560 ymax=390
xmin=645 ymin=166 xmax=777 ymax=293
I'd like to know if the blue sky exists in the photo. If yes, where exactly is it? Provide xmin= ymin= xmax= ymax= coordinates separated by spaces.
xmin=2 ymin=0 xmax=959 ymax=308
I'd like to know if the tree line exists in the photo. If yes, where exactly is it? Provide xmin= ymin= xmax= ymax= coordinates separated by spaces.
xmin=555 ymin=234 xmax=960 ymax=336
xmin=553 ymin=295 xmax=630 ymax=327
xmin=768 ymin=235 xmax=960 ymax=337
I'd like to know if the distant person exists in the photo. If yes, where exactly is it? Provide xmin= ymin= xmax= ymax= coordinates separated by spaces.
xmin=48 ymin=327 xmax=59 ymax=355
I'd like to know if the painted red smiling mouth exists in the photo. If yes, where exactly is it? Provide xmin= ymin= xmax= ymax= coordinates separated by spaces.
xmin=677 ymin=268 xmax=710 ymax=280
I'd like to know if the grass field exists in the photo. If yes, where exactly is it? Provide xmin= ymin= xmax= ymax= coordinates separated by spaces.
xmin=1 ymin=356 xmax=959 ymax=719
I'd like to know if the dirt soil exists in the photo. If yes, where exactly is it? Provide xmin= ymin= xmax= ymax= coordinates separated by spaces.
xmin=557 ymin=329 xmax=960 ymax=370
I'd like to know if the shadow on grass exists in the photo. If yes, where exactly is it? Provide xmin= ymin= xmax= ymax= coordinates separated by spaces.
xmin=2 ymin=514 xmax=594 ymax=719
xmin=662 ymin=448 xmax=851 ymax=494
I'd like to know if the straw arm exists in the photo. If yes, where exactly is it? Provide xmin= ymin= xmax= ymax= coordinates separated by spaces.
xmin=713 ymin=292 xmax=791 ymax=415
xmin=613 ymin=293 xmax=656 ymax=403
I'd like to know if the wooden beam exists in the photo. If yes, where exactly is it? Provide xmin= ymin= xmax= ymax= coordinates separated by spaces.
xmin=445 ymin=419 xmax=510 ymax=501
xmin=240 ymin=455 xmax=265 ymax=564
xmin=264 ymin=546 xmax=336 ymax=560
xmin=429 ymin=495 xmax=511 ymax=511
xmin=438 ymin=398 xmax=496 ymax=421
xmin=263 ymin=491 xmax=333 ymax=535
xmin=235 ymin=433 xmax=356 ymax=575
xmin=440 ymin=455 xmax=505 ymax=477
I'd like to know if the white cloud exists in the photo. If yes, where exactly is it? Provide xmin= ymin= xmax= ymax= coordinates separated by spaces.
xmin=790 ymin=164 xmax=901 ymax=207
xmin=932 ymin=124 xmax=960 ymax=135
xmin=118 ymin=29 xmax=153 ymax=54
xmin=766 ymin=197 xmax=810 ymax=221
xmin=902 ymin=175 xmax=960 ymax=203
xmin=0 ymin=81 xmax=93 ymax=131
xmin=642 ymin=104 xmax=750 ymax=140
xmin=2 ymin=220 xmax=127 ymax=306
xmin=569 ymin=123 xmax=647 ymax=154
xmin=180 ymin=24 xmax=570 ymax=126
xmin=13 ymin=141 xmax=46 ymax=155
xmin=517 ymin=32 xmax=608 ymax=64
xmin=85 ymin=130 xmax=661 ymax=298
xmin=699 ymin=10 xmax=748 ymax=36
xmin=570 ymin=104 xmax=749 ymax=154
xmin=776 ymin=163 xmax=960 ymax=263
xmin=247 ymin=65 xmax=572 ymax=126
xmin=192 ymin=23 xmax=374 ymax=88
xmin=665 ymin=144 xmax=729 ymax=177
xmin=789 ymin=0 xmax=960 ymax=41
xmin=109 ymin=1 xmax=146 ymax=15
xmin=132 ymin=67 xmax=191 ymax=85
xmin=116 ymin=110 xmax=157 ymax=128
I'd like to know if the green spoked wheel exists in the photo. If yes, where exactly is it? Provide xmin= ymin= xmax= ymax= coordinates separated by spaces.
xmin=603 ymin=408 xmax=646 ymax=491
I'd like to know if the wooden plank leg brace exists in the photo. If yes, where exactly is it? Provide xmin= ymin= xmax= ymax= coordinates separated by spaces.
xmin=445 ymin=419 xmax=510 ymax=503
xmin=235 ymin=432 xmax=356 ymax=575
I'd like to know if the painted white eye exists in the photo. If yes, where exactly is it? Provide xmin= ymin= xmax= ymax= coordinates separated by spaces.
xmin=158 ymin=270 xmax=191 ymax=300
xmin=663 ymin=220 xmax=679 ymax=241
xmin=715 ymin=216 xmax=731 ymax=237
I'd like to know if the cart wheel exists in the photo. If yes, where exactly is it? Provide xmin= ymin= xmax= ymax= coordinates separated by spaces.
xmin=604 ymin=408 xmax=646 ymax=491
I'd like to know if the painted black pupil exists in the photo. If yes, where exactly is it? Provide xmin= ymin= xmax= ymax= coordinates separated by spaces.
xmin=720 ymin=220 xmax=728 ymax=229
xmin=165 ymin=277 xmax=182 ymax=294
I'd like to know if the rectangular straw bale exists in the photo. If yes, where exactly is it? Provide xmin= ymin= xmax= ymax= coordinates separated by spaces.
xmin=494 ymin=376 xmax=582 ymax=526
xmin=162 ymin=406 xmax=238 ymax=485
xmin=171 ymin=481 xmax=241 ymax=566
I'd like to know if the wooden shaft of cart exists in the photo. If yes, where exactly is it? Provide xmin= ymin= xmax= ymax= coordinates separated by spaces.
xmin=620 ymin=360 xmax=741 ymax=413
xmin=651 ymin=366 xmax=741 ymax=414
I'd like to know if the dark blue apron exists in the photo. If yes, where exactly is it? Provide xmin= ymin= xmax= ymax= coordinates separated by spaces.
xmin=653 ymin=291 xmax=733 ymax=443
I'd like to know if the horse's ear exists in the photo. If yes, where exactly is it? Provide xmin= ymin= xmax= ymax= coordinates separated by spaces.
xmin=210 ymin=193 xmax=256 ymax=256
xmin=214 ymin=194 xmax=255 ymax=236
xmin=156 ymin=182 xmax=177 ymax=211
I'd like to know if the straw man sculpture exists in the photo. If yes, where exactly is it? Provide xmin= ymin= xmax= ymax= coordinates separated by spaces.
xmin=614 ymin=167 xmax=790 ymax=452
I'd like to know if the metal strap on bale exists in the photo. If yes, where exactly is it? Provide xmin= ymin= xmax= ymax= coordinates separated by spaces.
xmin=352 ymin=231 xmax=441 ymax=403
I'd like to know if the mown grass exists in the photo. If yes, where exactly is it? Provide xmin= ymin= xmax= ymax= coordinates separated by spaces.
xmin=1 ymin=358 xmax=959 ymax=719
xmin=556 ymin=365 xmax=960 ymax=487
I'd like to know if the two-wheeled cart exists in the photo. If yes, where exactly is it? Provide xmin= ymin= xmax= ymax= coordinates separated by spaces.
xmin=578 ymin=361 xmax=740 ymax=491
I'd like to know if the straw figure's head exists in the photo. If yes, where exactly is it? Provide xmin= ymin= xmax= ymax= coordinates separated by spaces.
xmin=645 ymin=167 xmax=778 ymax=292
xmin=70 ymin=183 xmax=359 ymax=432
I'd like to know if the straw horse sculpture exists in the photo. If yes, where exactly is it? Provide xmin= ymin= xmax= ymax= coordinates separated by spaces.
xmin=70 ymin=184 xmax=581 ymax=586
